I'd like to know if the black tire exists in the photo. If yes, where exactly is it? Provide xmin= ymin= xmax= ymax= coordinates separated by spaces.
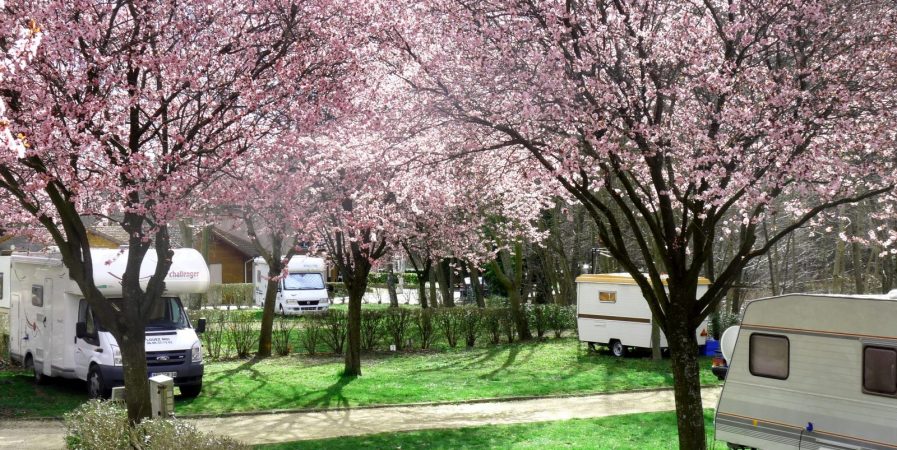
xmin=24 ymin=354 xmax=46 ymax=385
xmin=87 ymin=365 xmax=109 ymax=399
xmin=610 ymin=340 xmax=626 ymax=357
xmin=179 ymin=383 xmax=202 ymax=398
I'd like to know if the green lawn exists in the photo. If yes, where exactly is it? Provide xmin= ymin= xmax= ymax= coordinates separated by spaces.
xmin=0 ymin=339 xmax=720 ymax=418
xmin=258 ymin=409 xmax=724 ymax=449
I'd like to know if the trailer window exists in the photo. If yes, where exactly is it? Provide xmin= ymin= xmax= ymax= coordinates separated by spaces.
xmin=598 ymin=291 xmax=617 ymax=303
xmin=31 ymin=285 xmax=43 ymax=307
xmin=863 ymin=346 xmax=897 ymax=396
xmin=749 ymin=333 xmax=789 ymax=380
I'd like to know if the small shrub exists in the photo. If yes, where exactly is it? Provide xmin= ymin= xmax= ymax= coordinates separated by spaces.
xmin=321 ymin=310 xmax=348 ymax=354
xmin=547 ymin=304 xmax=575 ymax=338
xmin=327 ymin=282 xmax=349 ymax=300
xmin=384 ymin=307 xmax=412 ymax=350
xmin=500 ymin=308 xmax=516 ymax=343
xmin=435 ymin=308 xmax=462 ymax=348
xmin=301 ymin=313 xmax=324 ymax=356
xmin=206 ymin=283 xmax=254 ymax=308
xmin=483 ymin=308 xmax=502 ymax=345
xmin=527 ymin=304 xmax=549 ymax=339
xmin=460 ymin=307 xmax=482 ymax=347
xmin=485 ymin=295 xmax=509 ymax=308
xmin=228 ymin=311 xmax=258 ymax=358
xmin=361 ymin=310 xmax=385 ymax=351
xmin=414 ymin=308 xmax=436 ymax=349
xmin=199 ymin=310 xmax=227 ymax=360
xmin=272 ymin=315 xmax=297 ymax=356
xmin=64 ymin=400 xmax=247 ymax=450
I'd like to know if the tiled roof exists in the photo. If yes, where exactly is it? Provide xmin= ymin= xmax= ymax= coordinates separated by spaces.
xmin=90 ymin=225 xmax=185 ymax=248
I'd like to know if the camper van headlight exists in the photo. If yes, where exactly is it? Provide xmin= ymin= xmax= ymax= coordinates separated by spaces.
xmin=191 ymin=340 xmax=203 ymax=363
xmin=111 ymin=345 xmax=122 ymax=366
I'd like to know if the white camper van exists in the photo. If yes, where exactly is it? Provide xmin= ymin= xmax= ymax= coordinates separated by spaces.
xmin=3 ymin=248 xmax=209 ymax=399
xmin=715 ymin=293 xmax=897 ymax=450
xmin=252 ymin=256 xmax=329 ymax=315
xmin=576 ymin=273 xmax=710 ymax=356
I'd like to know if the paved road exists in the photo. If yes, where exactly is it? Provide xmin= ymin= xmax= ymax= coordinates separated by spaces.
xmin=0 ymin=387 xmax=721 ymax=449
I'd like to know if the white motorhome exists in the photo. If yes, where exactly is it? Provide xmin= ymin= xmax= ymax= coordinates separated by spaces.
xmin=252 ymin=256 xmax=329 ymax=315
xmin=576 ymin=273 xmax=710 ymax=356
xmin=715 ymin=293 xmax=897 ymax=450
xmin=3 ymin=247 xmax=209 ymax=399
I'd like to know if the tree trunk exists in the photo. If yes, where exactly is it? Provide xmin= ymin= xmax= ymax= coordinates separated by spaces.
xmin=417 ymin=264 xmax=430 ymax=308
xmin=257 ymin=276 xmax=278 ymax=357
xmin=387 ymin=264 xmax=399 ymax=308
xmin=665 ymin=307 xmax=707 ymax=450
xmin=436 ymin=258 xmax=454 ymax=307
xmin=429 ymin=268 xmax=439 ymax=308
xmin=117 ymin=323 xmax=151 ymax=423
xmin=468 ymin=262 xmax=485 ymax=308
xmin=650 ymin=320 xmax=662 ymax=360
xmin=344 ymin=283 xmax=365 ymax=376
xmin=508 ymin=288 xmax=531 ymax=340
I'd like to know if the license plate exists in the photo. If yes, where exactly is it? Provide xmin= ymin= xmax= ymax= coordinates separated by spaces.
xmin=151 ymin=372 xmax=178 ymax=378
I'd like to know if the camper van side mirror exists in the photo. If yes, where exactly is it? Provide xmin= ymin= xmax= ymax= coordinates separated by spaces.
xmin=195 ymin=318 xmax=206 ymax=334
xmin=75 ymin=322 xmax=87 ymax=340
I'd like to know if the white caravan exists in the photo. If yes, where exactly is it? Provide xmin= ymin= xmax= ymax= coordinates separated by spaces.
xmin=252 ymin=256 xmax=329 ymax=315
xmin=4 ymin=248 xmax=209 ymax=399
xmin=715 ymin=293 xmax=897 ymax=450
xmin=576 ymin=273 xmax=710 ymax=356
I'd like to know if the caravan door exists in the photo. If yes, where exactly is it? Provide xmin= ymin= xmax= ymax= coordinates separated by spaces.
xmin=9 ymin=293 xmax=20 ymax=361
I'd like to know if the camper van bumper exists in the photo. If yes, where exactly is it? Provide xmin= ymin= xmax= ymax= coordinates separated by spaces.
xmin=97 ymin=361 xmax=204 ymax=387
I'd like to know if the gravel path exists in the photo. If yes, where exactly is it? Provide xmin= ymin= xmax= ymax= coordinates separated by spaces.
xmin=0 ymin=387 xmax=721 ymax=449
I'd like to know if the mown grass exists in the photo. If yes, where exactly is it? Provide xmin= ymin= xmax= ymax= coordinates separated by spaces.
xmin=0 ymin=339 xmax=720 ymax=418
xmin=258 ymin=409 xmax=725 ymax=449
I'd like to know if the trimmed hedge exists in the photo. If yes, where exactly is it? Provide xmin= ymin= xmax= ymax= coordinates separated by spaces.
xmin=187 ymin=305 xmax=577 ymax=360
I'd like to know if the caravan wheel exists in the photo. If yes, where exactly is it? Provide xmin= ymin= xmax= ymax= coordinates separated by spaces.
xmin=610 ymin=340 xmax=626 ymax=357
xmin=87 ymin=366 xmax=109 ymax=399
xmin=24 ymin=355 xmax=46 ymax=385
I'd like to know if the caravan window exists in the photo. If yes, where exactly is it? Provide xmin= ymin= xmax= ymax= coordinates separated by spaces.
xmin=749 ymin=333 xmax=789 ymax=380
xmin=863 ymin=346 xmax=897 ymax=396
xmin=31 ymin=285 xmax=43 ymax=307
xmin=598 ymin=291 xmax=617 ymax=303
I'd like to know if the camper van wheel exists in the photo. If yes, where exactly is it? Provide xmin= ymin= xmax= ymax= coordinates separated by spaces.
xmin=610 ymin=340 xmax=626 ymax=357
xmin=87 ymin=366 xmax=109 ymax=399
xmin=24 ymin=355 xmax=46 ymax=385
xmin=179 ymin=383 xmax=202 ymax=399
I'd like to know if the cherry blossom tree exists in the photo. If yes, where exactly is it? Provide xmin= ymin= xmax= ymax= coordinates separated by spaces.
xmin=0 ymin=0 xmax=356 ymax=422
xmin=387 ymin=1 xmax=897 ymax=447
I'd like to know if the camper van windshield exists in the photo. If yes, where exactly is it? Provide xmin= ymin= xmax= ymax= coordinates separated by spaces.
xmin=283 ymin=273 xmax=325 ymax=290
xmin=146 ymin=297 xmax=189 ymax=330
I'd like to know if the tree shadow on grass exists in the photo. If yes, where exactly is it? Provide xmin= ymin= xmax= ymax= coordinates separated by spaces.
xmin=178 ymin=357 xmax=265 ymax=408
xmin=289 ymin=373 xmax=356 ymax=411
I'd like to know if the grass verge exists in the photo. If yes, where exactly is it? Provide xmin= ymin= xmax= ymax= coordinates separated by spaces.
xmin=0 ymin=339 xmax=720 ymax=418
xmin=257 ymin=409 xmax=725 ymax=449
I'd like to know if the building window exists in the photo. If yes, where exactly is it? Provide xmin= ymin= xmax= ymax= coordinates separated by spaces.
xmin=598 ymin=291 xmax=617 ymax=303
xmin=863 ymin=346 xmax=897 ymax=396
xmin=749 ymin=333 xmax=789 ymax=380
xmin=31 ymin=285 xmax=43 ymax=307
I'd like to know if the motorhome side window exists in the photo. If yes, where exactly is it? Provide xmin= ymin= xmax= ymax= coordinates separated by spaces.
xmin=863 ymin=346 xmax=897 ymax=396
xmin=598 ymin=291 xmax=617 ymax=303
xmin=31 ymin=284 xmax=43 ymax=307
xmin=749 ymin=333 xmax=789 ymax=380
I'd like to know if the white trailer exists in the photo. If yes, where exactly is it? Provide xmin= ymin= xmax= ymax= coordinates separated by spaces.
xmin=576 ymin=273 xmax=710 ymax=356
xmin=252 ymin=256 xmax=329 ymax=315
xmin=715 ymin=293 xmax=897 ymax=450
xmin=4 ymin=247 xmax=209 ymax=398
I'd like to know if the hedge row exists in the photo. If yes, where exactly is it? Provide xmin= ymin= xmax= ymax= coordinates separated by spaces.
xmin=190 ymin=304 xmax=577 ymax=360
